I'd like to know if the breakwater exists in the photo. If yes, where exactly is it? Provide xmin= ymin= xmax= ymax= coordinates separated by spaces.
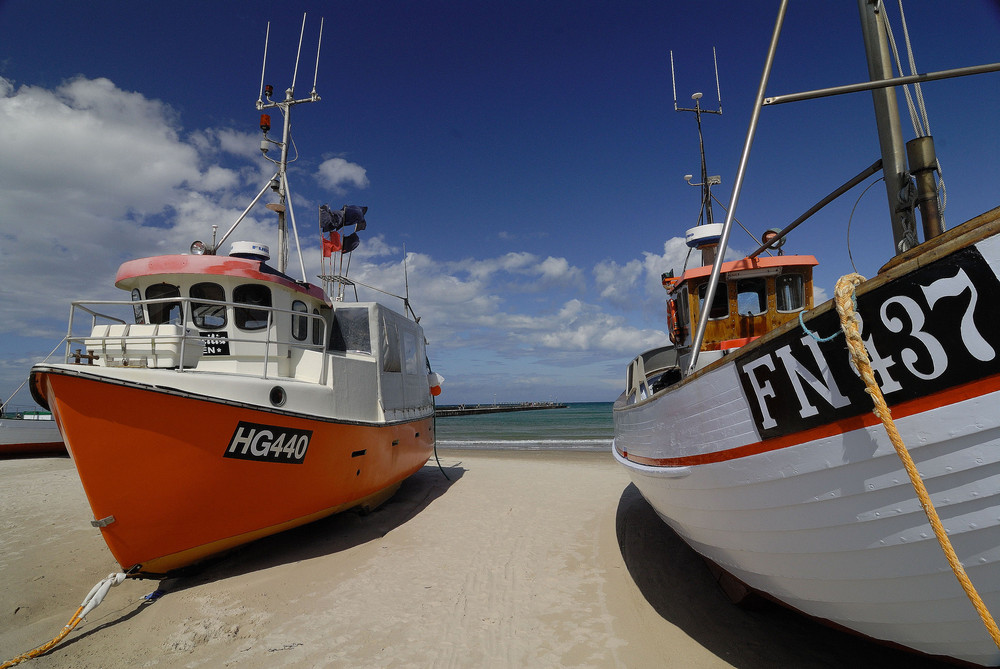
xmin=435 ymin=402 xmax=566 ymax=417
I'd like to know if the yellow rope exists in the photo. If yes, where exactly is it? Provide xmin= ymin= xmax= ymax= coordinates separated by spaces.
xmin=0 ymin=606 xmax=85 ymax=668
xmin=834 ymin=273 xmax=1000 ymax=651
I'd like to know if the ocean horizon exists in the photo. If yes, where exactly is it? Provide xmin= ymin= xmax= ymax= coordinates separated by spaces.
xmin=433 ymin=401 xmax=613 ymax=452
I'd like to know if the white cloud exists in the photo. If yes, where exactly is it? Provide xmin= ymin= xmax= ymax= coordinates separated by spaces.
xmin=0 ymin=74 xmax=664 ymax=404
xmin=316 ymin=157 xmax=369 ymax=194
xmin=0 ymin=76 xmax=199 ymax=214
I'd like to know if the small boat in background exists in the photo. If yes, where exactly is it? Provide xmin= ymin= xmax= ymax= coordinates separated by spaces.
xmin=0 ymin=406 xmax=64 ymax=456
xmin=614 ymin=2 xmax=1000 ymax=666
xmin=28 ymin=16 xmax=439 ymax=577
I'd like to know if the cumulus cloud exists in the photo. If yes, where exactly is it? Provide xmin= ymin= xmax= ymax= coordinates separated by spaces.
xmin=316 ymin=157 xmax=369 ymax=194
xmin=0 ymin=75 xmax=266 ymax=340
xmin=0 ymin=74 xmax=665 ymax=403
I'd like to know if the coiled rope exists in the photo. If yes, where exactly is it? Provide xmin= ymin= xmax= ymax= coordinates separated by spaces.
xmin=1 ymin=572 xmax=127 ymax=667
xmin=834 ymin=273 xmax=1000 ymax=650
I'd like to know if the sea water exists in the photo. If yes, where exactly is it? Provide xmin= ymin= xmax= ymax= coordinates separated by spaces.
xmin=433 ymin=402 xmax=613 ymax=452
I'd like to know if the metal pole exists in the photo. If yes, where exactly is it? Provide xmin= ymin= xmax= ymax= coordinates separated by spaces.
xmin=747 ymin=159 xmax=883 ymax=259
xmin=280 ymin=170 xmax=309 ymax=281
xmin=857 ymin=0 xmax=914 ymax=254
xmin=686 ymin=0 xmax=789 ymax=375
xmin=216 ymin=174 xmax=279 ymax=251
xmin=762 ymin=62 xmax=1000 ymax=106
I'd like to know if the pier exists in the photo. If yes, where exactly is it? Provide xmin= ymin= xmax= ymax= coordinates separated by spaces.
xmin=435 ymin=401 xmax=566 ymax=417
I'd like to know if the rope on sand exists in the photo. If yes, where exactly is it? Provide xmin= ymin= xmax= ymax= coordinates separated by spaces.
xmin=1 ymin=572 xmax=127 ymax=667
xmin=833 ymin=273 xmax=1000 ymax=651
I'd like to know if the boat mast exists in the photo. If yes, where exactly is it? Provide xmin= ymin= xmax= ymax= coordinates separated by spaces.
xmin=254 ymin=14 xmax=324 ymax=280
xmin=685 ymin=2 xmax=788 ymax=374
xmin=672 ymin=50 xmax=722 ymax=231
xmin=857 ymin=0 xmax=918 ymax=255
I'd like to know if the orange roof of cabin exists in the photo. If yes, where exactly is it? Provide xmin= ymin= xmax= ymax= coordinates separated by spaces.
xmin=115 ymin=254 xmax=327 ymax=301
xmin=677 ymin=254 xmax=818 ymax=283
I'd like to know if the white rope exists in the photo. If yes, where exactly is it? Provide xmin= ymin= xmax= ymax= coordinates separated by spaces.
xmin=79 ymin=572 xmax=127 ymax=618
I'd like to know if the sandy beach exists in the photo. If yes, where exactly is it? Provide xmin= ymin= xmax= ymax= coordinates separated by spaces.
xmin=1 ymin=450 xmax=956 ymax=668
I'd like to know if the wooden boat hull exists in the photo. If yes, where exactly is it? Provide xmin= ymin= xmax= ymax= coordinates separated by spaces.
xmin=31 ymin=367 xmax=434 ymax=576
xmin=614 ymin=211 xmax=1000 ymax=666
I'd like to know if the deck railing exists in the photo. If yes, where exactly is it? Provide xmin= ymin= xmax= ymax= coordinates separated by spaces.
xmin=63 ymin=296 xmax=330 ymax=384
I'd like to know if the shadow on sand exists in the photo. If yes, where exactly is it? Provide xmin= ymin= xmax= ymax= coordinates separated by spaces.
xmin=181 ymin=461 xmax=465 ymax=585
xmin=615 ymin=483 xmax=955 ymax=669
xmin=58 ymin=461 xmax=464 ymax=650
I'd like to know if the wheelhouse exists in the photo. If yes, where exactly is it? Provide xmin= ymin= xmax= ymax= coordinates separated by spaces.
xmin=666 ymin=254 xmax=818 ymax=352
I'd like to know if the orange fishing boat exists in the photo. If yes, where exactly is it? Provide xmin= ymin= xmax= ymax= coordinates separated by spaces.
xmin=29 ymin=16 xmax=441 ymax=576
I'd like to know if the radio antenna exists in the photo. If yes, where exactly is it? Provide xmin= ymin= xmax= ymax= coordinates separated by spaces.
xmin=290 ymin=13 xmax=307 ymax=96
xmin=671 ymin=47 xmax=722 ymax=114
xmin=257 ymin=22 xmax=270 ymax=104
xmin=671 ymin=47 xmax=723 ymax=226
xmin=311 ymin=18 xmax=324 ymax=96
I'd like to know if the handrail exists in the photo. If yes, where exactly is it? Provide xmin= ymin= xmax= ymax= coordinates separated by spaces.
xmin=63 ymin=296 xmax=330 ymax=385
xmin=686 ymin=0 xmax=789 ymax=375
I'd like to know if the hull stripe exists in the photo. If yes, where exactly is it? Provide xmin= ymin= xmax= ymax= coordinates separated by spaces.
xmin=622 ymin=371 xmax=1000 ymax=467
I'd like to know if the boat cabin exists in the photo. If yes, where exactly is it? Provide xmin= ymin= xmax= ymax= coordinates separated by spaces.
xmin=68 ymin=243 xmax=432 ymax=421
xmin=665 ymin=254 xmax=818 ymax=352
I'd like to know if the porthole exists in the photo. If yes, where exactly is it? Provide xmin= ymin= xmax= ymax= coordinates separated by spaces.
xmin=269 ymin=386 xmax=287 ymax=407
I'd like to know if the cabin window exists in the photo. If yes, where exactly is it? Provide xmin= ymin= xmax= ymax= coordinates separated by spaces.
xmin=381 ymin=315 xmax=402 ymax=372
xmin=131 ymin=288 xmax=146 ymax=324
xmin=311 ymin=309 xmax=323 ymax=346
xmin=776 ymin=274 xmax=805 ymax=312
xmin=736 ymin=278 xmax=768 ymax=316
xmin=329 ymin=308 xmax=371 ymax=353
xmin=291 ymin=300 xmax=308 ymax=341
xmin=145 ymin=284 xmax=182 ymax=324
xmin=233 ymin=284 xmax=272 ymax=331
xmin=190 ymin=282 xmax=227 ymax=329
xmin=697 ymin=282 xmax=729 ymax=320
xmin=677 ymin=287 xmax=690 ymax=331
xmin=403 ymin=330 xmax=421 ymax=375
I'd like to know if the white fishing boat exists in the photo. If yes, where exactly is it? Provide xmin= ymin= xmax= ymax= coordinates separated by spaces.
xmin=0 ymin=407 xmax=64 ymax=456
xmin=613 ymin=2 xmax=1000 ymax=665
xmin=28 ymin=16 xmax=442 ymax=577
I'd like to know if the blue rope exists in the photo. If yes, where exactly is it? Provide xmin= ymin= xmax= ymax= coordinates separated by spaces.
xmin=799 ymin=310 xmax=842 ymax=343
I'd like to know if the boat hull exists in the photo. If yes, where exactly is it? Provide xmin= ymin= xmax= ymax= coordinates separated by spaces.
xmin=31 ymin=368 xmax=434 ymax=575
xmin=614 ymin=212 xmax=1000 ymax=666
xmin=0 ymin=418 xmax=64 ymax=456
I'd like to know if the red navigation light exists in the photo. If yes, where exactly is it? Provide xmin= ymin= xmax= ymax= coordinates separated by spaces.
xmin=260 ymin=114 xmax=271 ymax=133
xmin=264 ymin=84 xmax=273 ymax=98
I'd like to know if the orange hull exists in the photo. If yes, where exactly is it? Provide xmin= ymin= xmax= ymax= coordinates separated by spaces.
xmin=32 ymin=369 xmax=434 ymax=575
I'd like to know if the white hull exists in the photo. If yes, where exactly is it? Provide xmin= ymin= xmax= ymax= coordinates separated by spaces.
xmin=0 ymin=417 xmax=63 ymax=454
xmin=615 ymin=387 xmax=1000 ymax=665
xmin=615 ymin=215 xmax=1000 ymax=666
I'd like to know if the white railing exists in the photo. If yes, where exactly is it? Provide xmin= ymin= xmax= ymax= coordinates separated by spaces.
xmin=63 ymin=296 xmax=329 ymax=384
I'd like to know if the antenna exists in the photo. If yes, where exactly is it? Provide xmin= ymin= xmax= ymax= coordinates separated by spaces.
xmin=257 ymin=22 xmax=270 ymax=104
xmin=670 ymin=47 xmax=723 ymax=114
xmin=239 ymin=14 xmax=324 ymax=282
xmin=290 ymin=13 xmax=307 ymax=97
xmin=670 ymin=48 xmax=723 ymax=228
xmin=311 ymin=18 xmax=324 ymax=97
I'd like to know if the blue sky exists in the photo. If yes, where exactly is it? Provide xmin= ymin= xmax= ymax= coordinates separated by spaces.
xmin=1 ymin=1 xmax=999 ymax=406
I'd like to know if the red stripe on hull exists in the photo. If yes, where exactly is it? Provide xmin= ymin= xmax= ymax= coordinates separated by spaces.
xmin=622 ymin=372 xmax=1000 ymax=467
xmin=0 ymin=441 xmax=66 ymax=457
xmin=36 ymin=370 xmax=433 ymax=574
